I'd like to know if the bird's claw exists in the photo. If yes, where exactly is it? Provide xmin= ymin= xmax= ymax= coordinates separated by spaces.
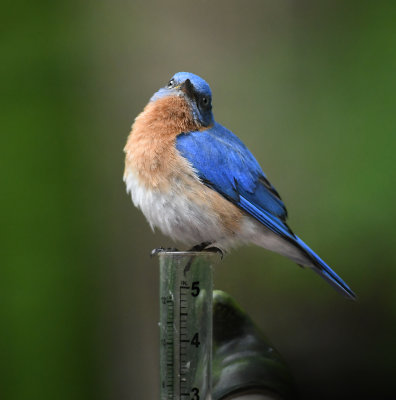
xmin=204 ymin=246 xmax=224 ymax=259
xmin=188 ymin=241 xmax=212 ymax=252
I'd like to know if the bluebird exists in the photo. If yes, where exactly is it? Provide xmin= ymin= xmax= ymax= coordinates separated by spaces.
xmin=124 ymin=72 xmax=355 ymax=299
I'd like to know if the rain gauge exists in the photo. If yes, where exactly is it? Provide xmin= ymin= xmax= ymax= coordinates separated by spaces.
xmin=158 ymin=252 xmax=217 ymax=400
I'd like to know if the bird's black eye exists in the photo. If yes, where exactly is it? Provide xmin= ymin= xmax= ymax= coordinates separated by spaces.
xmin=200 ymin=96 xmax=210 ymax=108
xmin=167 ymin=78 xmax=175 ymax=88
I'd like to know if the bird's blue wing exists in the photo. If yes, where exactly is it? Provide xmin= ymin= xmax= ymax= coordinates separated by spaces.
xmin=176 ymin=123 xmax=356 ymax=299
xmin=176 ymin=122 xmax=294 ymax=239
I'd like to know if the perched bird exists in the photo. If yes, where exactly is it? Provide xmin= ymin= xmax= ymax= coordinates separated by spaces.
xmin=124 ymin=72 xmax=355 ymax=299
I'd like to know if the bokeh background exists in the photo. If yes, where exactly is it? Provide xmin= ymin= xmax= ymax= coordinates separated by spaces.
xmin=2 ymin=1 xmax=396 ymax=399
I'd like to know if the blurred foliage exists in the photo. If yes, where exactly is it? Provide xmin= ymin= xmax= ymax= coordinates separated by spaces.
xmin=1 ymin=1 xmax=396 ymax=399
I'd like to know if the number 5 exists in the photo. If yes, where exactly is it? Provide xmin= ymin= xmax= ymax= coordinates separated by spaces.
xmin=191 ymin=281 xmax=200 ymax=297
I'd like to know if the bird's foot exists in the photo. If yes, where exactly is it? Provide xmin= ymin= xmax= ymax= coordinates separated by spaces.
xmin=204 ymin=246 xmax=224 ymax=259
xmin=188 ymin=241 xmax=212 ymax=252
xmin=150 ymin=247 xmax=179 ymax=257
xmin=188 ymin=242 xmax=224 ymax=259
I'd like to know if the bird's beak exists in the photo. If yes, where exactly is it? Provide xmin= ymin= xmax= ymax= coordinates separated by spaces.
xmin=178 ymin=79 xmax=195 ymax=98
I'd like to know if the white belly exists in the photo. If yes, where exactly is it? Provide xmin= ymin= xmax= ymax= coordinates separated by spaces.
xmin=124 ymin=171 xmax=312 ymax=264
xmin=124 ymin=171 xmax=230 ymax=246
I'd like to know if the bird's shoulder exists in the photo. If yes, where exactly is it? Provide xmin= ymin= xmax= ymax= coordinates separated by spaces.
xmin=176 ymin=122 xmax=288 ymax=221
xmin=178 ymin=122 xmax=252 ymax=155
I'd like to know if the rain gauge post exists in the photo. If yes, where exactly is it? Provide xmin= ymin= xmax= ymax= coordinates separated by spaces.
xmin=158 ymin=252 xmax=217 ymax=400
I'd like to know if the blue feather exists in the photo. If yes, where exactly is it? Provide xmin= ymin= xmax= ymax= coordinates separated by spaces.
xmin=177 ymin=122 xmax=287 ymax=220
xmin=176 ymin=123 xmax=356 ymax=299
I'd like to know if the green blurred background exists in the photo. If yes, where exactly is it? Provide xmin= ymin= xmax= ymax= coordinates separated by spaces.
xmin=2 ymin=1 xmax=395 ymax=399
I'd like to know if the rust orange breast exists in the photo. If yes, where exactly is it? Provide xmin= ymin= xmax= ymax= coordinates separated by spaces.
xmin=124 ymin=96 xmax=200 ymax=189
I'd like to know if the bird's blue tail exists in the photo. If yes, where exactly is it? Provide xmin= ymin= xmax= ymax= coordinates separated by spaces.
xmin=294 ymin=236 xmax=356 ymax=299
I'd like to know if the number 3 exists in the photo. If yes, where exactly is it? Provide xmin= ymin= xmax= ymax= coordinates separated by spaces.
xmin=191 ymin=387 xmax=200 ymax=400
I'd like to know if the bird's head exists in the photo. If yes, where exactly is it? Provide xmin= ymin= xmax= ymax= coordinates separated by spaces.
xmin=150 ymin=72 xmax=214 ymax=128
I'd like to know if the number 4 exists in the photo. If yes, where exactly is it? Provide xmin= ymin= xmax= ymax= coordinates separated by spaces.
xmin=190 ymin=333 xmax=200 ymax=348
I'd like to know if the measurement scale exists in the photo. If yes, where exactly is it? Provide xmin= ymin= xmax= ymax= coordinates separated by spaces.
xmin=158 ymin=252 xmax=216 ymax=400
